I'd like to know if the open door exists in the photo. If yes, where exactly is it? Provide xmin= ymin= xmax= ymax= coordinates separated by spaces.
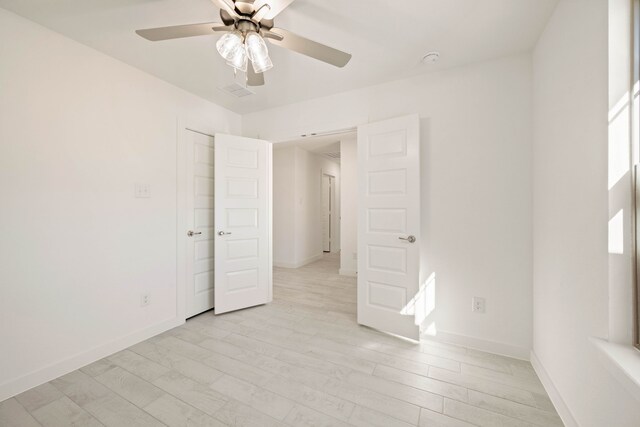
xmin=357 ymin=115 xmax=420 ymax=340
xmin=214 ymin=134 xmax=272 ymax=314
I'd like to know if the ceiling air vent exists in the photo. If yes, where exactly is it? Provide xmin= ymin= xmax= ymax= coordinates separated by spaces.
xmin=220 ymin=83 xmax=254 ymax=98
xmin=324 ymin=152 xmax=341 ymax=160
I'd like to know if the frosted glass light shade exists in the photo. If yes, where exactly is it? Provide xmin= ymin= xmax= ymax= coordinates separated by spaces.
xmin=245 ymin=32 xmax=273 ymax=73
xmin=216 ymin=31 xmax=243 ymax=61
xmin=226 ymin=45 xmax=248 ymax=72
xmin=251 ymin=54 xmax=273 ymax=73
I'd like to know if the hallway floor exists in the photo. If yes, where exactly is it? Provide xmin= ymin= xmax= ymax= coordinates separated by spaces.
xmin=1 ymin=254 xmax=562 ymax=426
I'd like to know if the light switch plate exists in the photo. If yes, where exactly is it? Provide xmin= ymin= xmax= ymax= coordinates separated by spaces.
xmin=134 ymin=183 xmax=151 ymax=198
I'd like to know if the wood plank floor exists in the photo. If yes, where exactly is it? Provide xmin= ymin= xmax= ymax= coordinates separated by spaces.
xmin=1 ymin=253 xmax=562 ymax=426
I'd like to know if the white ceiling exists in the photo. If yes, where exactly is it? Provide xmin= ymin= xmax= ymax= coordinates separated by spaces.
xmin=0 ymin=0 xmax=558 ymax=114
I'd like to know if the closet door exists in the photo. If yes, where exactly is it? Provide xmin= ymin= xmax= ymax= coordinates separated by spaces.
xmin=214 ymin=134 xmax=272 ymax=314
xmin=185 ymin=130 xmax=216 ymax=318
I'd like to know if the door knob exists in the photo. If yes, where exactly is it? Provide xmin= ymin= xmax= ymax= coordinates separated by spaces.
xmin=399 ymin=235 xmax=416 ymax=243
xmin=187 ymin=230 xmax=202 ymax=237
xmin=218 ymin=231 xmax=232 ymax=236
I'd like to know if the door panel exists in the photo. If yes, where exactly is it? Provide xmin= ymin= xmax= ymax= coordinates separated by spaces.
xmin=357 ymin=115 xmax=420 ymax=340
xmin=215 ymin=134 xmax=272 ymax=314
xmin=186 ymin=131 xmax=216 ymax=318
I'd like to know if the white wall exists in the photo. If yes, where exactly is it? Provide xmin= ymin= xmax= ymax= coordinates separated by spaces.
xmin=340 ymin=138 xmax=358 ymax=276
xmin=294 ymin=147 xmax=321 ymax=265
xmin=0 ymin=9 xmax=241 ymax=401
xmin=532 ymin=0 xmax=640 ymax=426
xmin=244 ymin=54 xmax=534 ymax=358
xmin=272 ymin=148 xmax=296 ymax=267
xmin=608 ymin=0 xmax=636 ymax=345
xmin=272 ymin=146 xmax=340 ymax=268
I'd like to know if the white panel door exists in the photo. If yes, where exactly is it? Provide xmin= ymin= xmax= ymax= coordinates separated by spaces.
xmin=215 ymin=134 xmax=272 ymax=314
xmin=357 ymin=115 xmax=420 ymax=340
xmin=186 ymin=131 xmax=216 ymax=318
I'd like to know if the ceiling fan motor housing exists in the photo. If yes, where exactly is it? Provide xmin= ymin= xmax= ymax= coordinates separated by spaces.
xmin=220 ymin=2 xmax=274 ymax=30
xmin=236 ymin=19 xmax=260 ymax=36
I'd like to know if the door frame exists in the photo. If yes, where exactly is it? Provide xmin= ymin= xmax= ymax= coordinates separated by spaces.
xmin=321 ymin=171 xmax=336 ymax=253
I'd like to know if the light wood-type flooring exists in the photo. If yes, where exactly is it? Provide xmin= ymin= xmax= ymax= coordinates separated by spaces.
xmin=1 ymin=253 xmax=562 ymax=426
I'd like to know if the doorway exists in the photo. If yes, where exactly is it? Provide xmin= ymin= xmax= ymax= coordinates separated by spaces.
xmin=272 ymin=115 xmax=421 ymax=340
xmin=272 ymin=135 xmax=348 ymax=271
xmin=271 ymin=132 xmax=355 ymax=314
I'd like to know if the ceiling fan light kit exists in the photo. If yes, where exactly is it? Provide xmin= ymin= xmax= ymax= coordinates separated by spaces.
xmin=216 ymin=31 xmax=243 ymax=61
xmin=135 ymin=0 xmax=352 ymax=87
xmin=245 ymin=31 xmax=273 ymax=73
xmin=226 ymin=46 xmax=248 ymax=72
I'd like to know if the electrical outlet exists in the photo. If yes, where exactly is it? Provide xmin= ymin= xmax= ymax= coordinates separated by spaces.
xmin=472 ymin=297 xmax=485 ymax=313
xmin=141 ymin=293 xmax=150 ymax=307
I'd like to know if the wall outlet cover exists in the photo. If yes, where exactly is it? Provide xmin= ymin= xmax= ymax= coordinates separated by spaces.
xmin=141 ymin=293 xmax=150 ymax=307
xmin=472 ymin=297 xmax=486 ymax=313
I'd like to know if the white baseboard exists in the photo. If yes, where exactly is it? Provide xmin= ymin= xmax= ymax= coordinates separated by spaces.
xmin=530 ymin=350 xmax=578 ymax=427
xmin=274 ymin=253 xmax=323 ymax=269
xmin=0 ymin=316 xmax=183 ymax=402
xmin=423 ymin=329 xmax=530 ymax=360
xmin=339 ymin=268 xmax=357 ymax=277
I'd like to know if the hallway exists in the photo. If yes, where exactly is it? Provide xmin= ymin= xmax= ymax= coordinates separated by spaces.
xmin=274 ymin=253 xmax=356 ymax=315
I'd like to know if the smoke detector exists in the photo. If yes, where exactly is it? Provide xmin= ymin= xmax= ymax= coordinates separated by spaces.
xmin=422 ymin=52 xmax=440 ymax=64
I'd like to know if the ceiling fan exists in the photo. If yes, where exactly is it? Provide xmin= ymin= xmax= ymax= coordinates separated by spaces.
xmin=136 ymin=0 xmax=352 ymax=87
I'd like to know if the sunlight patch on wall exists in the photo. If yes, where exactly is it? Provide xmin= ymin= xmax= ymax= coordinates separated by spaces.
xmin=408 ymin=272 xmax=436 ymax=326
xmin=608 ymin=209 xmax=625 ymax=254
xmin=609 ymin=92 xmax=631 ymax=190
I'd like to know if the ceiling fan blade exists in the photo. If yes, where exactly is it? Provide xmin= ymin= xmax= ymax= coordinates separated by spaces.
xmin=252 ymin=4 xmax=271 ymax=23
xmin=136 ymin=23 xmax=231 ymax=41
xmin=247 ymin=67 xmax=265 ymax=86
xmin=257 ymin=0 xmax=296 ymax=19
xmin=266 ymin=28 xmax=352 ymax=68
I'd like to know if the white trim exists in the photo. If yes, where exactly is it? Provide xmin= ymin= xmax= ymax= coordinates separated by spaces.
xmin=0 ymin=317 xmax=183 ymax=402
xmin=267 ymin=141 xmax=273 ymax=303
xmin=176 ymin=119 xmax=188 ymax=322
xmin=274 ymin=253 xmax=323 ymax=269
xmin=530 ymin=350 xmax=579 ymax=427
xmin=423 ymin=329 xmax=530 ymax=360
xmin=591 ymin=337 xmax=640 ymax=402
xmin=321 ymin=171 xmax=337 ymax=253
xmin=339 ymin=268 xmax=357 ymax=277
